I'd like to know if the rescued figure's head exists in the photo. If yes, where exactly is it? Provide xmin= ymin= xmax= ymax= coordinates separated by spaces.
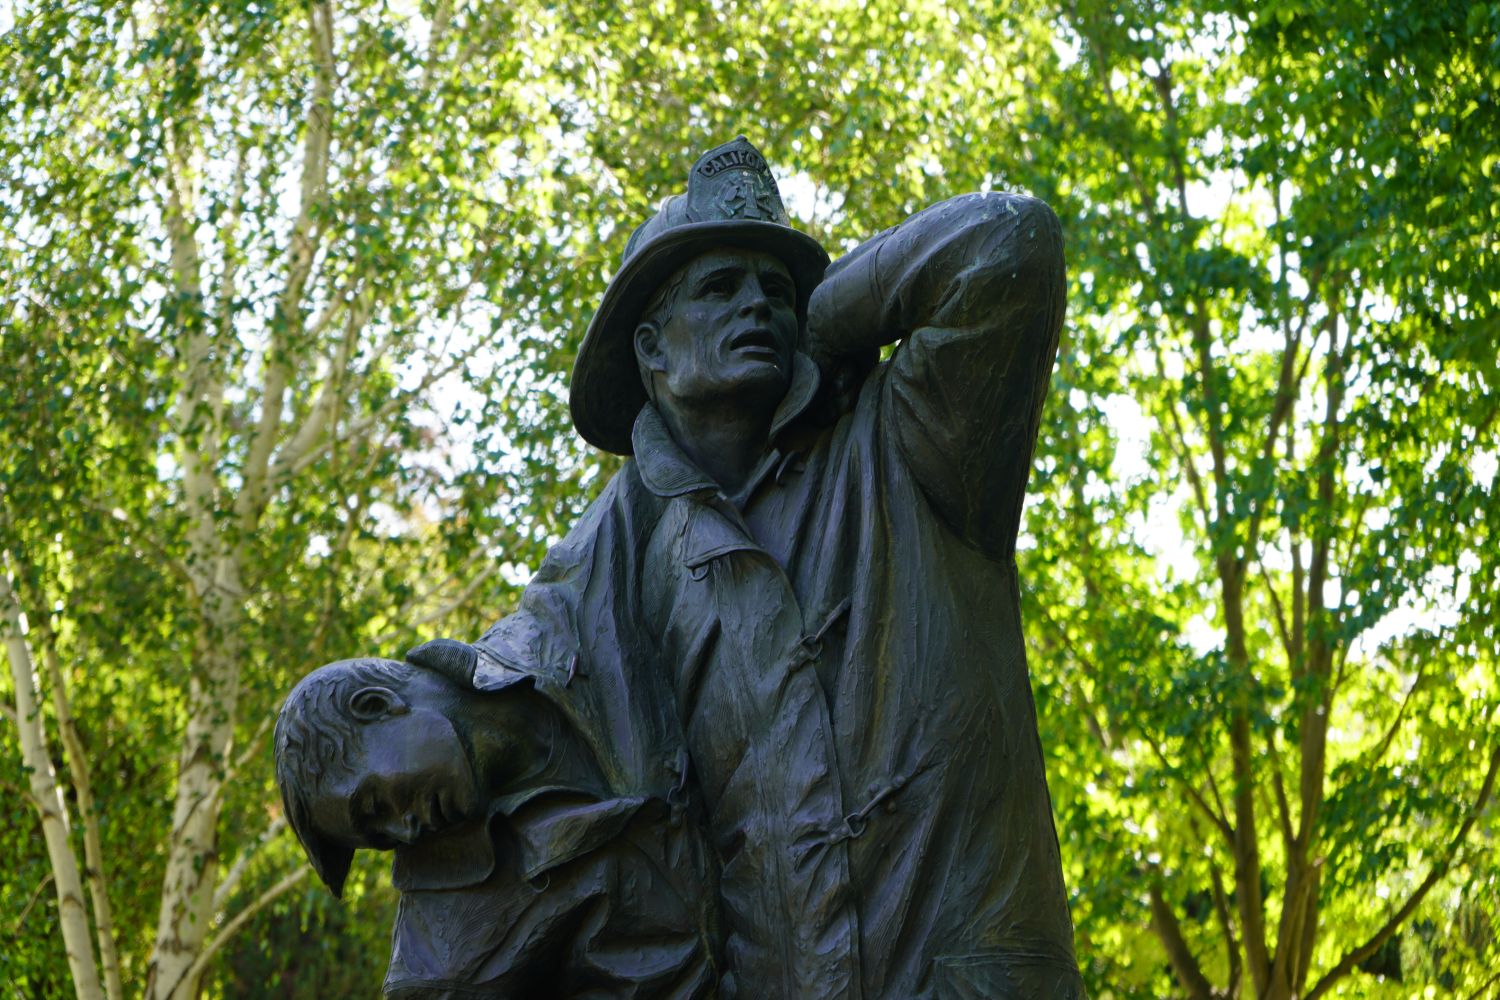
xmin=274 ymin=657 xmax=484 ymax=897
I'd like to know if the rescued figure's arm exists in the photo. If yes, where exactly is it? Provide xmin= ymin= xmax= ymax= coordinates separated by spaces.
xmin=804 ymin=192 xmax=1065 ymax=559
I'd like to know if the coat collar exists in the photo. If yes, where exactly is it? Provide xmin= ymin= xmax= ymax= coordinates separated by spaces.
xmin=391 ymin=792 xmax=650 ymax=891
xmin=632 ymin=350 xmax=820 ymax=499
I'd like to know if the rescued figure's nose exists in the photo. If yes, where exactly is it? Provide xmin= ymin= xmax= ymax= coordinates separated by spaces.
xmin=377 ymin=812 xmax=422 ymax=845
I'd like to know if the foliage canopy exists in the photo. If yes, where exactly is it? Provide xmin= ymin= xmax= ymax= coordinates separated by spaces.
xmin=1 ymin=0 xmax=1495 ymax=996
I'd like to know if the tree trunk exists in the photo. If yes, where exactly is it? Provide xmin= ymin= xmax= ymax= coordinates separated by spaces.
xmin=2 ymin=559 xmax=106 ymax=1000
xmin=144 ymin=555 xmax=245 ymax=1000
xmin=8 ymin=556 xmax=127 ymax=1000
xmin=42 ymin=624 xmax=126 ymax=1000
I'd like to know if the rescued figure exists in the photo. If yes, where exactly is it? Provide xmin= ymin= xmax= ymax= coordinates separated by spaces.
xmin=274 ymin=647 xmax=718 ymax=999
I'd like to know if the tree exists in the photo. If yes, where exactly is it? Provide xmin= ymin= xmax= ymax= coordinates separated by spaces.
xmin=2 ymin=0 xmax=577 ymax=993
xmin=2 ymin=0 xmax=1494 ymax=996
xmin=1017 ymin=0 xmax=1500 ymax=995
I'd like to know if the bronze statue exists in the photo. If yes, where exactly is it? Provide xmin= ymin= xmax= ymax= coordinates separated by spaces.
xmin=277 ymin=136 xmax=1083 ymax=998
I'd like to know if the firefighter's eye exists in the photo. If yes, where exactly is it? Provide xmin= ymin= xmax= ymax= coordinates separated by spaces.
xmin=763 ymin=276 xmax=794 ymax=303
xmin=696 ymin=271 xmax=738 ymax=297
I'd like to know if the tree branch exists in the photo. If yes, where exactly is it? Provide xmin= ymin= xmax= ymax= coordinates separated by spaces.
xmin=13 ymin=873 xmax=55 ymax=932
xmin=1062 ymin=7 xmax=1164 ymax=228
xmin=212 ymin=815 xmax=286 ymax=912
xmin=220 ymin=707 xmax=276 ymax=793
xmin=1142 ymin=732 xmax=1234 ymax=845
xmin=186 ymin=868 xmax=307 ymax=988
xmin=1239 ymin=300 xmax=1314 ymax=570
xmin=1208 ymin=858 xmax=1242 ymax=998
xmin=215 ymin=131 xmax=250 ymax=365
xmin=1272 ymin=307 xmax=1351 ymax=998
xmin=271 ymin=287 xmax=372 ymax=481
xmin=1361 ymin=658 xmax=1430 ymax=773
xmin=1190 ymin=310 xmax=1231 ymax=524
xmin=1264 ymin=725 xmax=1297 ymax=858
xmin=371 ymin=560 xmax=499 ymax=647
xmin=77 ymin=500 xmax=195 ymax=590
xmin=1149 ymin=881 xmax=1215 ymax=1000
xmin=161 ymin=48 xmax=225 ymax=609
xmin=1227 ymin=693 xmax=1270 ymax=994
xmin=1464 ymin=968 xmax=1500 ymax=1000
xmin=1256 ymin=559 xmax=1295 ymax=669
xmin=1033 ymin=602 xmax=1117 ymax=750
xmin=1296 ymin=309 xmax=1348 ymax=844
xmin=1291 ymin=538 xmax=1306 ymax=669
xmin=1305 ymin=742 xmax=1500 ymax=1000
xmin=280 ymin=334 xmax=492 ymax=481
xmin=1151 ymin=343 xmax=1214 ymax=529
xmin=1202 ymin=764 xmax=1233 ymax=843
xmin=1147 ymin=62 xmax=1191 ymax=223
xmin=237 ymin=0 xmax=337 ymax=530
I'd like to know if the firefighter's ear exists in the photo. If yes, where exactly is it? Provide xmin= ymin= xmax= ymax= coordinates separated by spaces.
xmin=635 ymin=322 xmax=666 ymax=373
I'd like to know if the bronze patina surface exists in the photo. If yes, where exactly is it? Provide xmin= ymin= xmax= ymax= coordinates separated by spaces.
xmin=276 ymin=136 xmax=1083 ymax=999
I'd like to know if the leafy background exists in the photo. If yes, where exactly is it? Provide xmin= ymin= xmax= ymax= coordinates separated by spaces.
xmin=1 ymin=0 xmax=1495 ymax=996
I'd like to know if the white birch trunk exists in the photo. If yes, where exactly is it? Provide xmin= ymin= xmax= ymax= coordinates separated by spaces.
xmin=36 ymin=621 xmax=125 ymax=1000
xmin=2 ymin=559 xmax=105 ymax=1000
xmin=144 ymin=554 xmax=245 ymax=1000
xmin=144 ymin=89 xmax=243 ymax=994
